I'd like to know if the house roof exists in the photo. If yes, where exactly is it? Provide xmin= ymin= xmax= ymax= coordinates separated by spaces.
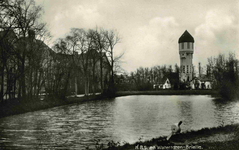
xmin=157 ymin=73 xmax=179 ymax=85
xmin=158 ymin=76 xmax=169 ymax=84
xmin=178 ymin=30 xmax=194 ymax=43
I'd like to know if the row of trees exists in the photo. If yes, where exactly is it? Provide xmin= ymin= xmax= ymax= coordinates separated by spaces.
xmin=52 ymin=28 xmax=121 ymax=97
xmin=115 ymin=64 xmax=180 ymax=91
xmin=115 ymin=52 xmax=239 ymax=100
xmin=0 ymin=0 xmax=121 ymax=102
xmin=0 ymin=0 xmax=49 ymax=102
xmin=206 ymin=53 xmax=239 ymax=99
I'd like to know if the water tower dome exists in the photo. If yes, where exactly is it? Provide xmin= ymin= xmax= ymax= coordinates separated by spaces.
xmin=178 ymin=30 xmax=194 ymax=43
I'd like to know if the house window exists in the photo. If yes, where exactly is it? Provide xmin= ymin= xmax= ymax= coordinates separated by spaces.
xmin=187 ymin=42 xmax=190 ymax=49
xmin=181 ymin=43 xmax=184 ymax=49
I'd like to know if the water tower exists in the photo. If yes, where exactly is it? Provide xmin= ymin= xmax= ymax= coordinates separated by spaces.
xmin=178 ymin=30 xmax=194 ymax=82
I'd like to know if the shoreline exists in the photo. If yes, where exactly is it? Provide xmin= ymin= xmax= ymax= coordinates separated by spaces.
xmin=0 ymin=95 xmax=102 ymax=119
xmin=103 ymin=123 xmax=239 ymax=150
xmin=115 ymin=90 xmax=219 ymax=97
xmin=0 ymin=90 xmax=219 ymax=119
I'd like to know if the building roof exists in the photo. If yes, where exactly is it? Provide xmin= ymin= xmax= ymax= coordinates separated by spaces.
xmin=178 ymin=30 xmax=194 ymax=43
xmin=158 ymin=76 xmax=169 ymax=84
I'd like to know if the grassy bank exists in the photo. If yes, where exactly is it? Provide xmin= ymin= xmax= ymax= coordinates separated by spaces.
xmin=102 ymin=124 xmax=239 ymax=150
xmin=0 ymin=94 xmax=105 ymax=118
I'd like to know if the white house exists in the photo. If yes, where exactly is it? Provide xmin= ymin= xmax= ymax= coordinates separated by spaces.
xmin=190 ymin=77 xmax=212 ymax=89
xmin=159 ymin=78 xmax=171 ymax=89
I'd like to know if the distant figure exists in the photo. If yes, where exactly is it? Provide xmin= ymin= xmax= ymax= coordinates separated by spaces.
xmin=167 ymin=121 xmax=182 ymax=141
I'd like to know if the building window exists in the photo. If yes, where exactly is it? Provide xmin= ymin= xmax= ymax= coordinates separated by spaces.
xmin=187 ymin=65 xmax=189 ymax=73
xmin=183 ymin=66 xmax=185 ymax=73
xmin=187 ymin=42 xmax=190 ymax=49
xmin=181 ymin=43 xmax=184 ymax=49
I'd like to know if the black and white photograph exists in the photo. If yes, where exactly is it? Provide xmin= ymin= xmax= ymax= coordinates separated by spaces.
xmin=0 ymin=0 xmax=239 ymax=149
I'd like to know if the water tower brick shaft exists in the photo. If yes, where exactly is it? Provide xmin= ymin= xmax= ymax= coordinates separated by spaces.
xmin=178 ymin=30 xmax=194 ymax=82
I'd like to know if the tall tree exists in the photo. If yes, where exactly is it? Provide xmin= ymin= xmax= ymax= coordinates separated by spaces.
xmin=104 ymin=29 xmax=121 ymax=90
xmin=1 ymin=0 xmax=46 ymax=99
xmin=93 ymin=28 xmax=107 ymax=93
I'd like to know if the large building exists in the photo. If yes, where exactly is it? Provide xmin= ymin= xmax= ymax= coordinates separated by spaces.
xmin=178 ymin=30 xmax=194 ymax=82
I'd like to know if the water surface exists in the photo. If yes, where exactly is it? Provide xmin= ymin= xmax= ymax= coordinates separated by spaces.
xmin=0 ymin=95 xmax=239 ymax=149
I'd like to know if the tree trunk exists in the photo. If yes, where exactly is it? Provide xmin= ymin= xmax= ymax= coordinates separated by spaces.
xmin=29 ymin=65 xmax=33 ymax=99
xmin=0 ymin=64 xmax=4 ymax=102
xmin=92 ymin=63 xmax=96 ymax=96
xmin=75 ymin=77 xmax=77 ymax=96
xmin=111 ymin=47 xmax=114 ymax=89
xmin=111 ymin=57 xmax=114 ymax=89
xmin=100 ymin=51 xmax=103 ymax=93
xmin=84 ymin=76 xmax=89 ymax=96
xmin=63 ymin=70 xmax=71 ymax=98
xmin=21 ymin=50 xmax=26 ymax=99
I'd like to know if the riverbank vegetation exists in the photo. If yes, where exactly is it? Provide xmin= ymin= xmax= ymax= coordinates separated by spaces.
xmin=91 ymin=123 xmax=239 ymax=150
xmin=115 ymin=65 xmax=180 ymax=91
xmin=114 ymin=52 xmax=239 ymax=100
xmin=115 ymin=90 xmax=219 ymax=97
xmin=0 ymin=94 xmax=104 ymax=118
xmin=206 ymin=53 xmax=239 ymax=100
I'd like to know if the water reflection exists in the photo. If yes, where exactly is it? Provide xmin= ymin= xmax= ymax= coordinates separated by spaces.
xmin=0 ymin=95 xmax=239 ymax=149
xmin=212 ymin=99 xmax=239 ymax=125
xmin=177 ymin=99 xmax=193 ymax=130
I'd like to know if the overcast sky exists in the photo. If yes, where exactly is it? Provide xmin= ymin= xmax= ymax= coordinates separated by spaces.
xmin=36 ymin=0 xmax=239 ymax=73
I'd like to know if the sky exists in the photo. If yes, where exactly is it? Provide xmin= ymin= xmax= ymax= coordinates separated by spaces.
xmin=35 ymin=0 xmax=239 ymax=73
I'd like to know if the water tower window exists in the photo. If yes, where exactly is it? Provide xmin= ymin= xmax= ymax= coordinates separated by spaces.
xmin=181 ymin=43 xmax=184 ymax=49
xmin=187 ymin=42 xmax=190 ymax=49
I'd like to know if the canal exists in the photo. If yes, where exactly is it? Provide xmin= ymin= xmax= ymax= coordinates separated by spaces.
xmin=0 ymin=95 xmax=239 ymax=149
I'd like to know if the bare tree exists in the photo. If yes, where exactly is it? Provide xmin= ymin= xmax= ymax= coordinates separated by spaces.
xmin=93 ymin=28 xmax=108 ymax=93
xmin=103 ymin=29 xmax=121 ymax=90
xmin=0 ymin=0 xmax=46 ymax=100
